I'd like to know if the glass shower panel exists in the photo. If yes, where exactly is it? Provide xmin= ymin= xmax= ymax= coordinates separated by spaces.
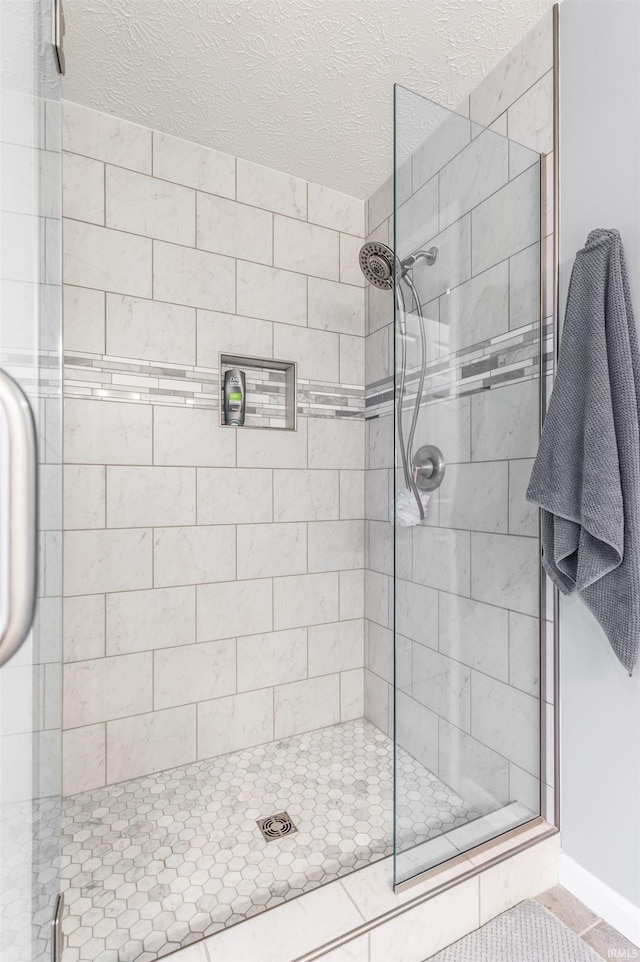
xmin=0 ymin=1 xmax=63 ymax=958
xmin=393 ymin=84 xmax=542 ymax=885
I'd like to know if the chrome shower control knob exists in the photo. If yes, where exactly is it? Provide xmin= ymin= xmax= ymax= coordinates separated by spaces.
xmin=412 ymin=444 xmax=446 ymax=492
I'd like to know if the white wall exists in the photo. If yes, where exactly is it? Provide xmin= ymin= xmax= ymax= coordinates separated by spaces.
xmin=559 ymin=0 xmax=640 ymax=918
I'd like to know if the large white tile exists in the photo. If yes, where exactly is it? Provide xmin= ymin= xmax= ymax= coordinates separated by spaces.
xmin=63 ymin=594 xmax=105 ymax=663
xmin=154 ymin=524 xmax=236 ymax=588
xmin=308 ymin=520 xmax=364 ymax=572
xmin=366 ymin=621 xmax=393 ymax=683
xmin=197 ymin=579 xmax=272 ymax=641
xmin=62 ymin=102 xmax=151 ymax=172
xmin=106 ymin=293 xmax=196 ymax=364
xmin=439 ymin=717 xmax=510 ymax=812
xmin=471 ymin=671 xmax=540 ymax=774
xmin=237 ymin=417 xmax=307 ymax=468
xmin=339 ymin=232 xmax=365 ymax=288
xmin=479 ymin=835 xmax=560 ymax=923
xmin=367 ymin=176 xmax=392 ymax=233
xmin=64 ymin=528 xmax=152 ymax=595
xmin=308 ymin=619 xmax=364 ymax=676
xmin=412 ymin=525 xmax=471 ymax=596
xmin=469 ymin=11 xmax=553 ymax=127
xmin=197 ymin=688 xmax=273 ymax=759
xmin=340 ymin=470 xmax=365 ymax=520
xmin=107 ymin=466 xmax=195 ymax=527
xmin=509 ymin=611 xmax=541 ymax=697
xmin=471 ymin=379 xmax=539 ymax=461
xmin=340 ymin=569 xmax=364 ymax=621
xmin=166 ymin=941 xmax=209 ymax=962
xmin=274 ymin=674 xmax=340 ymax=738
xmin=439 ymin=260 xmax=509 ymax=351
xmin=274 ymin=215 xmax=339 ymax=281
xmin=154 ymin=639 xmax=236 ymax=709
xmin=308 ymin=418 xmax=364 ymax=469
xmin=509 ymin=458 xmax=538 ymax=536
xmin=438 ymin=594 xmax=509 ymax=681
xmin=236 ymin=158 xmax=306 ymax=219
xmin=507 ymin=69 xmax=554 ymax=156
xmin=63 ymin=651 xmax=152 ymax=727
xmin=63 ymin=284 xmax=105 ymax=354
xmin=198 ymin=468 xmax=272 ymax=524
xmin=509 ymin=243 xmax=540 ymax=331
xmin=307 ymin=183 xmax=364 ymax=236
xmin=415 ymin=397 xmax=470 ymax=465
xmin=365 ymin=569 xmax=390 ymax=629
xmin=396 ymin=690 xmax=439 ymax=771
xmin=395 ymin=578 xmax=438 ymax=646
xmin=197 ymin=309 xmax=273 ymax=365
xmin=63 ymin=464 xmax=105 ymax=529
xmin=273 ymin=323 xmax=339 ymax=381
xmin=439 ymin=462 xmax=508 ymax=534
xmin=273 ymin=469 xmax=339 ymax=522
xmin=366 ymin=519 xmax=393 ymax=576
xmin=339 ymin=333 xmax=365 ymax=384
xmin=396 ymin=175 xmax=438 ymax=260
xmin=440 ymin=129 xmax=509 ymax=230
xmin=153 ymin=240 xmax=235 ymax=312
xmin=413 ymin=110 xmax=472 ymax=190
xmin=236 ymin=260 xmax=307 ymax=326
xmin=106 ymin=705 xmax=196 ymax=783
xmin=273 ymin=572 xmax=338 ymax=630
xmin=64 ymin=397 xmax=152 ymax=465
xmin=471 ymin=163 xmax=540 ymax=276
xmin=106 ymin=165 xmax=195 ymax=245
xmin=64 ymin=219 xmax=152 ymax=297
xmin=153 ymin=130 xmax=235 ymax=197
xmin=411 ymin=215 xmax=471 ymax=305
xmin=63 ymin=151 xmax=104 ymax=224
xmin=308 ymin=277 xmax=364 ymax=335
xmin=471 ymin=531 xmax=539 ymax=616
xmin=237 ymin=522 xmax=307 ymax=579
xmin=413 ymin=645 xmax=471 ymax=731
xmin=106 ymin=586 xmax=195 ymax=655
xmin=202 ymin=863 xmax=363 ymax=962
xmin=364 ymin=667 xmax=389 ymax=733
xmin=366 ymin=416 xmax=393 ymax=471
xmin=153 ymin=407 xmax=236 ymax=467
xmin=237 ymin=628 xmax=307 ymax=691
xmin=63 ymin=724 xmax=105 ymax=795
xmin=340 ymin=667 xmax=364 ymax=721
xmin=198 ymin=192 xmax=272 ymax=264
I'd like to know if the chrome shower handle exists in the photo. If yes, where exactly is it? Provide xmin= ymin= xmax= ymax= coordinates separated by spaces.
xmin=0 ymin=369 xmax=37 ymax=668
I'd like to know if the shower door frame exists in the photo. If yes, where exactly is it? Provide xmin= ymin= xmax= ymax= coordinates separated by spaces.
xmin=391 ymin=3 xmax=561 ymax=894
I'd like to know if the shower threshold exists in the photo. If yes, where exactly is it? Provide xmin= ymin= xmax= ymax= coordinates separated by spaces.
xmin=58 ymin=720 xmax=478 ymax=962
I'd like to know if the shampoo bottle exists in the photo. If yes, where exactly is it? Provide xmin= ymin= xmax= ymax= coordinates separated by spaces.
xmin=223 ymin=368 xmax=246 ymax=426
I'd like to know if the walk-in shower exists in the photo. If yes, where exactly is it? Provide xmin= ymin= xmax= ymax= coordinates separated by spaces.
xmin=0 ymin=4 xmax=554 ymax=959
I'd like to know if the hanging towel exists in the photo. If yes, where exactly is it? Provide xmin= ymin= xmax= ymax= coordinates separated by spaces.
xmin=527 ymin=228 xmax=640 ymax=674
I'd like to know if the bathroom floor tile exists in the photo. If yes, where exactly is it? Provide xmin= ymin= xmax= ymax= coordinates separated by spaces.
xmin=45 ymin=720 xmax=478 ymax=962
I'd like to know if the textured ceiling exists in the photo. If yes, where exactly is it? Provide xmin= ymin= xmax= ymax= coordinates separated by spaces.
xmin=62 ymin=0 xmax=553 ymax=199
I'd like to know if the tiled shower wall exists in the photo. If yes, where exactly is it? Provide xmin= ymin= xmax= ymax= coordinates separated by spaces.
xmin=61 ymin=102 xmax=366 ymax=795
xmin=364 ymin=11 xmax=555 ymax=813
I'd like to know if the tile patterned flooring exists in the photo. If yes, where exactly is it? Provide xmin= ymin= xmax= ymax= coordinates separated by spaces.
xmin=58 ymin=720 xmax=478 ymax=962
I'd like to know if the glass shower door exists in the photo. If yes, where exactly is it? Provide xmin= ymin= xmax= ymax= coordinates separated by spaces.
xmin=393 ymin=84 xmax=542 ymax=885
xmin=0 ymin=0 xmax=63 ymax=958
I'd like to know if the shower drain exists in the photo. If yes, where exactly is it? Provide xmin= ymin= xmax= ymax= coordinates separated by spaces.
xmin=256 ymin=811 xmax=298 ymax=841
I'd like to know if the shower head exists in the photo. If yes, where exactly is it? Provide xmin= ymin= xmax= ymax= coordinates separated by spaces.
xmin=359 ymin=242 xmax=395 ymax=290
xmin=359 ymin=242 xmax=438 ymax=289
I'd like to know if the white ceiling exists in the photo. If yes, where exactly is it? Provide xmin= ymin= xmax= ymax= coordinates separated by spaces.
xmin=62 ymin=0 xmax=552 ymax=200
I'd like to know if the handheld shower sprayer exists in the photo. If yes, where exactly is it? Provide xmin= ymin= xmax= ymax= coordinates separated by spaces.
xmin=358 ymin=240 xmax=440 ymax=523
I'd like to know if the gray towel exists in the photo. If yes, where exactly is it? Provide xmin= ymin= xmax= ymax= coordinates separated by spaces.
xmin=527 ymin=228 xmax=640 ymax=674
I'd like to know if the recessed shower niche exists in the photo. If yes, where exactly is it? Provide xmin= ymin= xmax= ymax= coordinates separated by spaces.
xmin=218 ymin=352 xmax=297 ymax=430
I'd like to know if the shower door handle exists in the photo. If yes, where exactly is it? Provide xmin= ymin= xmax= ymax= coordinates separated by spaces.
xmin=0 ymin=369 xmax=37 ymax=668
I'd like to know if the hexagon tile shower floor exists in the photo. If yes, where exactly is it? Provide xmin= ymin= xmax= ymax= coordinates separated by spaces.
xmin=52 ymin=720 xmax=478 ymax=961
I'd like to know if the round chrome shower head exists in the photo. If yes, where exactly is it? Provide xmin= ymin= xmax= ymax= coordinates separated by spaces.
xmin=359 ymin=242 xmax=395 ymax=290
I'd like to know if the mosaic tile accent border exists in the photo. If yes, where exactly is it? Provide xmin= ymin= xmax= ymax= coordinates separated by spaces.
xmin=64 ymin=353 xmax=364 ymax=422
xmin=366 ymin=320 xmax=551 ymax=420
xmin=0 ymin=349 xmax=62 ymax=401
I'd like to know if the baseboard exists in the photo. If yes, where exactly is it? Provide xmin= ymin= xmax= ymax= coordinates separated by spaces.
xmin=558 ymin=853 xmax=640 ymax=947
